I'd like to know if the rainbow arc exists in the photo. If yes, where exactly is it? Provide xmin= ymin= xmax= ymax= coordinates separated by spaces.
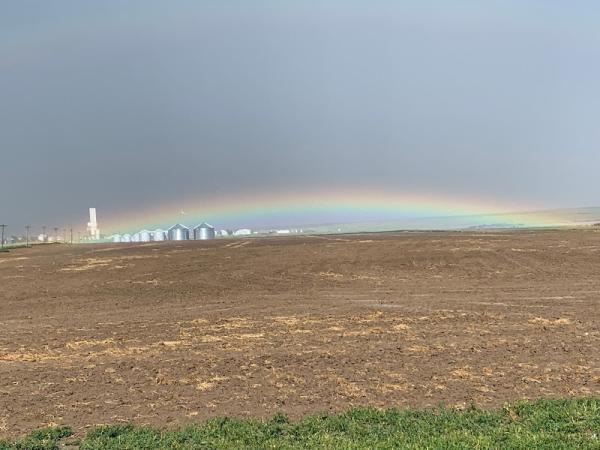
xmin=103 ymin=189 xmax=572 ymax=234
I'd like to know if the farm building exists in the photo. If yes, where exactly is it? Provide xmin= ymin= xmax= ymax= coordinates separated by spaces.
xmin=168 ymin=224 xmax=190 ymax=241
xmin=153 ymin=229 xmax=167 ymax=241
xmin=139 ymin=230 xmax=152 ymax=242
xmin=193 ymin=223 xmax=215 ymax=240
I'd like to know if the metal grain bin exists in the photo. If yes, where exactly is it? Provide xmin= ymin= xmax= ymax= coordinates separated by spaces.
xmin=193 ymin=222 xmax=215 ymax=240
xmin=132 ymin=233 xmax=141 ymax=242
xmin=111 ymin=234 xmax=122 ymax=243
xmin=121 ymin=233 xmax=132 ymax=243
xmin=139 ymin=230 xmax=152 ymax=242
xmin=153 ymin=229 xmax=167 ymax=241
xmin=168 ymin=224 xmax=190 ymax=241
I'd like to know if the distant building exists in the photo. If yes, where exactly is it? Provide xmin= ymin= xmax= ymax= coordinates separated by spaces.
xmin=233 ymin=228 xmax=252 ymax=236
xmin=193 ymin=223 xmax=215 ymax=240
xmin=168 ymin=224 xmax=190 ymax=241
xmin=139 ymin=230 xmax=152 ymax=242
xmin=153 ymin=229 xmax=167 ymax=241
xmin=87 ymin=208 xmax=100 ymax=240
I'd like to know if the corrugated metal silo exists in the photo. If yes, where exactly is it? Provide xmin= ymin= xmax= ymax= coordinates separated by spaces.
xmin=153 ymin=229 xmax=167 ymax=241
xmin=111 ymin=234 xmax=122 ymax=243
xmin=168 ymin=224 xmax=190 ymax=241
xmin=132 ymin=233 xmax=141 ymax=242
xmin=121 ymin=233 xmax=132 ymax=243
xmin=139 ymin=230 xmax=152 ymax=242
xmin=193 ymin=222 xmax=215 ymax=240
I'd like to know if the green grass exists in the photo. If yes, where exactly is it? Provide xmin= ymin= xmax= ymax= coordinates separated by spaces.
xmin=1 ymin=398 xmax=599 ymax=449
xmin=0 ymin=426 xmax=73 ymax=450
xmin=0 ymin=244 xmax=32 ymax=252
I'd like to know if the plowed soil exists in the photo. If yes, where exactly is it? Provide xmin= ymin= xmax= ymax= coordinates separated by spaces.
xmin=1 ymin=230 xmax=599 ymax=438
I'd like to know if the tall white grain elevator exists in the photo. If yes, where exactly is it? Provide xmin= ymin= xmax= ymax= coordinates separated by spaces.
xmin=87 ymin=208 xmax=101 ymax=240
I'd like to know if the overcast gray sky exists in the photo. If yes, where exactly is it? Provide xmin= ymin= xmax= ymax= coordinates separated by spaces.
xmin=1 ymin=1 xmax=599 ymax=232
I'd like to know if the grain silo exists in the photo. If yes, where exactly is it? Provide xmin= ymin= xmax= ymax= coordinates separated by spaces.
xmin=139 ymin=230 xmax=152 ymax=242
xmin=111 ymin=234 xmax=122 ymax=243
xmin=153 ymin=229 xmax=167 ymax=241
xmin=168 ymin=224 xmax=190 ymax=241
xmin=193 ymin=222 xmax=215 ymax=240
xmin=132 ymin=232 xmax=141 ymax=242
xmin=121 ymin=233 xmax=132 ymax=243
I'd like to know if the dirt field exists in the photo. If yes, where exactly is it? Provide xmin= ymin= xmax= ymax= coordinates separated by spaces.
xmin=1 ymin=230 xmax=599 ymax=438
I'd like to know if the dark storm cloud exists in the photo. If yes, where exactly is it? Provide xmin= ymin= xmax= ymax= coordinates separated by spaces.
xmin=1 ymin=1 xmax=600 ymax=231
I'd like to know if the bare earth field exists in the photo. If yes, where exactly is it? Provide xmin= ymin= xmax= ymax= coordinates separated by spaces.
xmin=1 ymin=230 xmax=599 ymax=438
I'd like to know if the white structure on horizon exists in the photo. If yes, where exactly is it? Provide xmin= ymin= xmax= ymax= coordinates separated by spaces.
xmin=193 ymin=222 xmax=215 ymax=240
xmin=139 ymin=230 xmax=152 ymax=242
xmin=87 ymin=208 xmax=101 ymax=240
xmin=153 ymin=229 xmax=167 ymax=241
xmin=233 ymin=228 xmax=252 ymax=236
xmin=168 ymin=223 xmax=190 ymax=241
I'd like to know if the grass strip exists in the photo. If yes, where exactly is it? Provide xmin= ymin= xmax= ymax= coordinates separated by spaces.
xmin=1 ymin=398 xmax=599 ymax=449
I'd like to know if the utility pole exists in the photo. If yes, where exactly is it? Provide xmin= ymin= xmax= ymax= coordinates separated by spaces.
xmin=0 ymin=224 xmax=5 ymax=249
xmin=25 ymin=225 xmax=31 ymax=247
xmin=70 ymin=228 xmax=73 ymax=244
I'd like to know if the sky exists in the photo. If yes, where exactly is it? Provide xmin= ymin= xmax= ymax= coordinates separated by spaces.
xmin=1 ymin=1 xmax=599 ymax=234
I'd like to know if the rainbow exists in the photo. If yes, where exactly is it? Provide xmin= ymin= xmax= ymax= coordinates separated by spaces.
xmin=102 ymin=188 xmax=572 ymax=234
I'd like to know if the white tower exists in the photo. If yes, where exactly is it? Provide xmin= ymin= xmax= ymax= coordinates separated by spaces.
xmin=87 ymin=208 xmax=100 ymax=240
